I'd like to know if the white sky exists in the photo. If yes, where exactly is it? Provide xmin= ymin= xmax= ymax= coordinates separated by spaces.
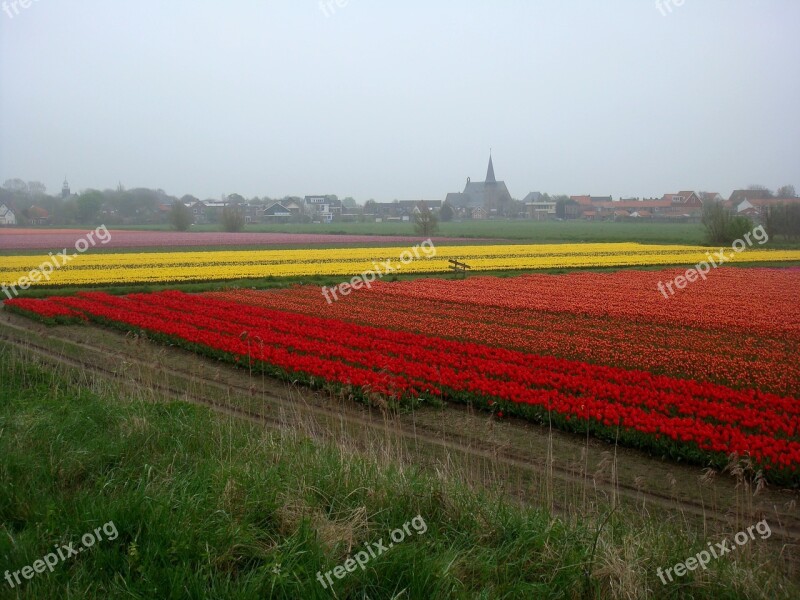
xmin=1 ymin=0 xmax=798 ymax=201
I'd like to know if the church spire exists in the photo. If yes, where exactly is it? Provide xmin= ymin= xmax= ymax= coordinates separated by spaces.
xmin=485 ymin=151 xmax=496 ymax=184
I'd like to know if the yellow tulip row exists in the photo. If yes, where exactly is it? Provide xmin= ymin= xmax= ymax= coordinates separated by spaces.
xmin=2 ymin=243 xmax=799 ymax=288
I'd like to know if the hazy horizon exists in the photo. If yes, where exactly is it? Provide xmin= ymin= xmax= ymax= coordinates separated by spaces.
xmin=2 ymin=1 xmax=798 ymax=202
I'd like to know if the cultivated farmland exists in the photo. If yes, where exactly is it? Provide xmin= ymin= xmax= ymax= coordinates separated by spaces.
xmin=2 ymin=228 xmax=799 ymax=598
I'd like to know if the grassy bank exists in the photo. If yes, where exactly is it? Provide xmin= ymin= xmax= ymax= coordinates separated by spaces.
xmin=0 ymin=345 xmax=796 ymax=599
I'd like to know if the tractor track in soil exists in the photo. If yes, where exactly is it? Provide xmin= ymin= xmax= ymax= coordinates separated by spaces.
xmin=1 ymin=313 xmax=798 ymax=575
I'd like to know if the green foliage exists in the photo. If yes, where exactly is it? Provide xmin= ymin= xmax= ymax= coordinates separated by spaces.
xmin=438 ymin=202 xmax=455 ymax=222
xmin=763 ymin=203 xmax=800 ymax=242
xmin=701 ymin=202 xmax=754 ymax=245
xmin=106 ymin=188 xmax=164 ymax=220
xmin=221 ymin=206 xmax=245 ymax=232
xmin=0 ymin=182 xmax=179 ymax=226
xmin=76 ymin=190 xmax=105 ymax=224
xmin=169 ymin=200 xmax=193 ymax=231
xmin=728 ymin=215 xmax=755 ymax=241
xmin=555 ymin=197 xmax=578 ymax=220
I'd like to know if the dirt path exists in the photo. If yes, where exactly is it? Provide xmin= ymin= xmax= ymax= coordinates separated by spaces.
xmin=1 ymin=313 xmax=798 ymax=576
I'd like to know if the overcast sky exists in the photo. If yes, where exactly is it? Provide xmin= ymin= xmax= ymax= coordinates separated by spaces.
xmin=1 ymin=1 xmax=798 ymax=202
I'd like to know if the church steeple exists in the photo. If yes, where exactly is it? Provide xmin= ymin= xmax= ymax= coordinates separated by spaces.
xmin=485 ymin=151 xmax=496 ymax=184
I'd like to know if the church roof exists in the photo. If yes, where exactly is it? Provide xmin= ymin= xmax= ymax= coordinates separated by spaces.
xmin=486 ymin=154 xmax=496 ymax=183
xmin=460 ymin=180 xmax=511 ymax=208
xmin=446 ymin=153 xmax=512 ymax=208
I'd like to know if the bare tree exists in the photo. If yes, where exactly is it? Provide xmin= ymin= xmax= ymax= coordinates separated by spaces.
xmin=747 ymin=185 xmax=774 ymax=197
xmin=413 ymin=203 xmax=439 ymax=237
xmin=3 ymin=178 xmax=28 ymax=193
xmin=27 ymin=181 xmax=47 ymax=196
xmin=221 ymin=206 xmax=245 ymax=232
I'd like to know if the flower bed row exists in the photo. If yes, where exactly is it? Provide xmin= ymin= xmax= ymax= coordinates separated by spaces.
xmin=209 ymin=268 xmax=800 ymax=396
xmin=5 ymin=291 xmax=799 ymax=485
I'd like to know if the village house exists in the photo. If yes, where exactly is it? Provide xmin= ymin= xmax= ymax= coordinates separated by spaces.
xmin=0 ymin=203 xmax=17 ymax=226
xmin=726 ymin=189 xmax=773 ymax=207
xmin=263 ymin=202 xmax=292 ymax=222
xmin=731 ymin=196 xmax=800 ymax=219
xmin=363 ymin=200 xmax=440 ymax=222
xmin=573 ymin=191 xmax=703 ymax=220
xmin=185 ymin=200 xmax=208 ymax=223
xmin=305 ymin=195 xmax=342 ymax=223
xmin=25 ymin=205 xmax=50 ymax=225
xmin=660 ymin=191 xmax=703 ymax=214
xmin=283 ymin=199 xmax=304 ymax=216
xmin=523 ymin=192 xmax=556 ymax=220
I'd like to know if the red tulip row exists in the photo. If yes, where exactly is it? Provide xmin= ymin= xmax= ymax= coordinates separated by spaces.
xmin=3 ymin=298 xmax=84 ymax=323
xmin=209 ymin=283 xmax=799 ymax=396
xmin=129 ymin=292 xmax=800 ymax=435
xmin=6 ymin=291 xmax=798 ymax=483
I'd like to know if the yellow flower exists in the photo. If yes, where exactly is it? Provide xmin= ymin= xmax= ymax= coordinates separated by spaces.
xmin=2 ymin=243 xmax=799 ymax=288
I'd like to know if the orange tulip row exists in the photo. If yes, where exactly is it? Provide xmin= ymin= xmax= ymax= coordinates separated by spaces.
xmin=208 ymin=268 xmax=800 ymax=396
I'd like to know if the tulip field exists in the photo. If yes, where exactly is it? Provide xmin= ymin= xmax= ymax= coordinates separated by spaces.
xmin=208 ymin=268 xmax=800 ymax=396
xmin=0 ymin=228 xmax=468 ymax=250
xmin=5 ymin=267 xmax=800 ymax=485
xmin=3 ymin=242 xmax=800 ymax=287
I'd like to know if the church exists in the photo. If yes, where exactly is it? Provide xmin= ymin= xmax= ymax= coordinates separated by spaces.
xmin=445 ymin=154 xmax=514 ymax=215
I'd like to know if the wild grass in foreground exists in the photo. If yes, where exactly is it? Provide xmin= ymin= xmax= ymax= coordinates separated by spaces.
xmin=0 ymin=345 xmax=796 ymax=599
